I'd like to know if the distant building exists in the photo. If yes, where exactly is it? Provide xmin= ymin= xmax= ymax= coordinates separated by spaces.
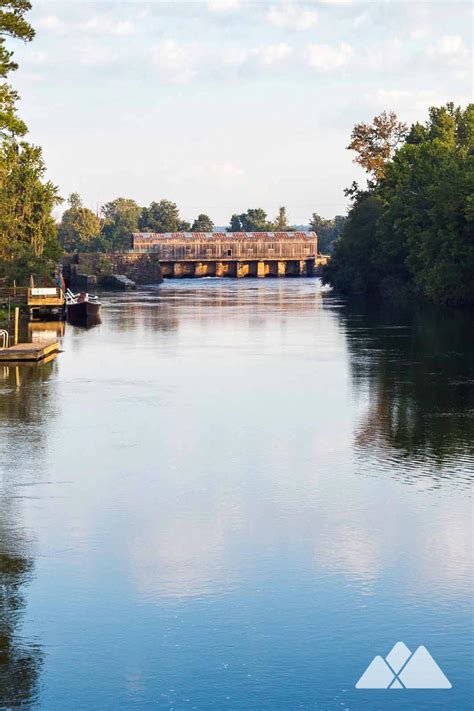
xmin=130 ymin=232 xmax=319 ymax=278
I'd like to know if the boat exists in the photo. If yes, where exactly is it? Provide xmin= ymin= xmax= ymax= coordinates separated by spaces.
xmin=65 ymin=289 xmax=101 ymax=326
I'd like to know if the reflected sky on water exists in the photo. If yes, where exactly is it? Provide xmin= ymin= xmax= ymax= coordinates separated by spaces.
xmin=0 ymin=279 xmax=472 ymax=710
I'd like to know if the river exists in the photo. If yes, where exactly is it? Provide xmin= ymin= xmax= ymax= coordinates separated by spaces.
xmin=0 ymin=278 xmax=472 ymax=710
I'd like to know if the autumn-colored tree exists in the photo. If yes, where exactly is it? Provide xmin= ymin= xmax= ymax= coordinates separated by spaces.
xmin=347 ymin=111 xmax=408 ymax=181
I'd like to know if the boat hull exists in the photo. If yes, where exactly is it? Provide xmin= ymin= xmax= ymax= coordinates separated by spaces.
xmin=67 ymin=300 xmax=101 ymax=326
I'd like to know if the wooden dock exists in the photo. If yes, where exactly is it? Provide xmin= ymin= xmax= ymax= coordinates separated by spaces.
xmin=0 ymin=339 xmax=59 ymax=362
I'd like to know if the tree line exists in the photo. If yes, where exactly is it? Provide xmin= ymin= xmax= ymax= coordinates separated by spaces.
xmin=323 ymin=104 xmax=474 ymax=305
xmin=57 ymin=197 xmax=346 ymax=254
xmin=0 ymin=1 xmax=61 ymax=285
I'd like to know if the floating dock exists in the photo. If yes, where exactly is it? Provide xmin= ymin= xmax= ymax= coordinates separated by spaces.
xmin=0 ymin=339 xmax=59 ymax=362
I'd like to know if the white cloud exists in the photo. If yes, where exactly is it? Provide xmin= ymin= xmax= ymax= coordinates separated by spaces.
xmin=80 ymin=44 xmax=118 ymax=67
xmin=207 ymin=0 xmax=241 ymax=13
xmin=252 ymin=43 xmax=293 ymax=66
xmin=352 ymin=13 xmax=368 ymax=28
xmin=304 ymin=42 xmax=352 ymax=71
xmin=25 ymin=50 xmax=48 ymax=65
xmin=210 ymin=162 xmax=245 ymax=178
xmin=151 ymin=40 xmax=200 ymax=84
xmin=426 ymin=35 xmax=470 ymax=68
xmin=267 ymin=4 xmax=318 ymax=31
xmin=82 ymin=17 xmax=135 ymax=37
xmin=36 ymin=15 xmax=64 ymax=33
xmin=410 ymin=29 xmax=429 ymax=41
xmin=222 ymin=47 xmax=248 ymax=66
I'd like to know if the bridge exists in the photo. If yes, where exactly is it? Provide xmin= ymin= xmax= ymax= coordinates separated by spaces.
xmin=131 ymin=231 xmax=323 ymax=278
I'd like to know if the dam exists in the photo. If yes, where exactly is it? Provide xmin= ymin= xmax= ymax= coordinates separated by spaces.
xmin=131 ymin=231 xmax=322 ymax=278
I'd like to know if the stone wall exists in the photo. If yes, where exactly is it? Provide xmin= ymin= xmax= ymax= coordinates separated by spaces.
xmin=63 ymin=253 xmax=163 ymax=286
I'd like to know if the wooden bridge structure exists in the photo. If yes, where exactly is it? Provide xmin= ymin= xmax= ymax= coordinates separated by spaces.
xmin=131 ymin=231 xmax=323 ymax=278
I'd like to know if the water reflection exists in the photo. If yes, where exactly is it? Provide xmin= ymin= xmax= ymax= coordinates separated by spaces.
xmin=341 ymin=299 xmax=474 ymax=484
xmin=0 ymin=361 xmax=57 ymax=707
xmin=0 ymin=282 xmax=472 ymax=709
xmin=0 ymin=541 xmax=43 ymax=709
xmin=28 ymin=321 xmax=65 ymax=343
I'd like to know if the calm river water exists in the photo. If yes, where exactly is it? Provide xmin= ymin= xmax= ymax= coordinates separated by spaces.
xmin=0 ymin=279 xmax=473 ymax=710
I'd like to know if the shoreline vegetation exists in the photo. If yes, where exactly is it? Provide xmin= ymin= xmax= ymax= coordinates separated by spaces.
xmin=1 ymin=3 xmax=473 ymax=308
xmin=322 ymin=106 xmax=474 ymax=306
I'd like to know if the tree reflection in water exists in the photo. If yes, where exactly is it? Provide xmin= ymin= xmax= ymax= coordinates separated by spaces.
xmin=342 ymin=299 xmax=474 ymax=481
xmin=0 ymin=548 xmax=43 ymax=708
xmin=0 ymin=362 xmax=55 ymax=708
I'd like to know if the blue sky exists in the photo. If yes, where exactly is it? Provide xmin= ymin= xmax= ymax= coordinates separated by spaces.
xmin=8 ymin=0 xmax=473 ymax=224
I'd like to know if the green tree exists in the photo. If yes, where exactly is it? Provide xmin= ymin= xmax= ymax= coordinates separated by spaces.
xmin=377 ymin=104 xmax=474 ymax=303
xmin=101 ymin=197 xmax=141 ymax=251
xmin=0 ymin=140 xmax=61 ymax=282
xmin=58 ymin=193 xmax=101 ymax=253
xmin=191 ymin=213 xmax=214 ymax=231
xmin=309 ymin=213 xmax=347 ymax=254
xmin=227 ymin=208 xmax=273 ymax=232
xmin=227 ymin=213 xmax=242 ymax=231
xmin=139 ymin=199 xmax=189 ymax=232
xmin=273 ymin=206 xmax=290 ymax=231
xmin=0 ymin=1 xmax=62 ymax=284
xmin=323 ymin=194 xmax=385 ymax=295
xmin=0 ymin=1 xmax=35 ymax=78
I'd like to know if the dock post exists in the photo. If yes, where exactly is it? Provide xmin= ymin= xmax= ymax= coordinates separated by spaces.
xmin=14 ymin=307 xmax=19 ymax=346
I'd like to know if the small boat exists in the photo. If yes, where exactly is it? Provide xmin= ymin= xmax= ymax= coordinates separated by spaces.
xmin=65 ymin=289 xmax=101 ymax=326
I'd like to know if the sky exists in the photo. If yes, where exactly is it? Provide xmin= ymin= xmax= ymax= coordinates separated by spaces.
xmin=7 ymin=0 xmax=473 ymax=225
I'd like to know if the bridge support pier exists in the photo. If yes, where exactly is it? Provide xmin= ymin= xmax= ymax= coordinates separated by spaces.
xmin=236 ymin=262 xmax=249 ymax=278
xmin=257 ymin=262 xmax=266 ymax=278
xmin=194 ymin=262 xmax=208 ymax=277
xmin=277 ymin=261 xmax=286 ymax=277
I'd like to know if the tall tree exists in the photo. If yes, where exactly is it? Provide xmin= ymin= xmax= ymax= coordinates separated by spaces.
xmin=58 ymin=193 xmax=101 ymax=253
xmin=273 ymin=206 xmax=290 ymax=231
xmin=0 ymin=140 xmax=61 ymax=281
xmin=101 ymin=197 xmax=141 ymax=251
xmin=227 ymin=214 xmax=242 ymax=232
xmin=347 ymin=111 xmax=408 ymax=181
xmin=227 ymin=208 xmax=273 ymax=232
xmin=139 ymin=199 xmax=189 ymax=232
xmin=191 ymin=213 xmax=214 ymax=231
xmin=0 ymin=2 xmax=62 ymax=283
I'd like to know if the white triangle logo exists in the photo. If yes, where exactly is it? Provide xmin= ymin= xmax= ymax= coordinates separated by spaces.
xmin=356 ymin=642 xmax=452 ymax=689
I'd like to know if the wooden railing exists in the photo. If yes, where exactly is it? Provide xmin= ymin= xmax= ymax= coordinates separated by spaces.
xmin=0 ymin=287 xmax=29 ymax=303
